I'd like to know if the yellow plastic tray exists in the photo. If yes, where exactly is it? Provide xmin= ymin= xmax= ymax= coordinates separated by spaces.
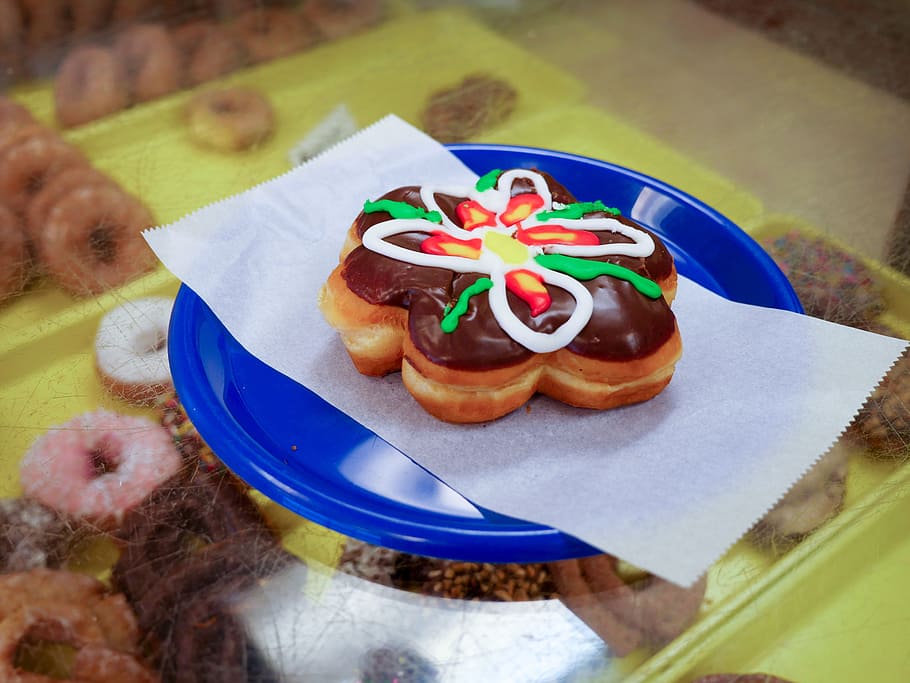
xmin=2 ymin=10 xmax=908 ymax=681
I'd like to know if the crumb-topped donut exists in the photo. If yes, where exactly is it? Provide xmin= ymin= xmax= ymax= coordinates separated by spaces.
xmin=319 ymin=168 xmax=681 ymax=423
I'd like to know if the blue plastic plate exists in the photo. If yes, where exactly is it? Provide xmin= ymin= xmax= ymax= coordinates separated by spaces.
xmin=169 ymin=145 xmax=802 ymax=563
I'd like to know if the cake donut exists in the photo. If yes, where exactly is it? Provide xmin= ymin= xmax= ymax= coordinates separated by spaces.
xmin=0 ymin=126 xmax=87 ymax=214
xmin=113 ymin=23 xmax=182 ymax=103
xmin=184 ymin=87 xmax=274 ymax=151
xmin=301 ymin=0 xmax=383 ymax=40
xmin=54 ymin=45 xmax=130 ymax=128
xmin=95 ymin=296 xmax=175 ymax=404
xmin=0 ymin=498 xmax=73 ymax=572
xmin=19 ymin=409 xmax=182 ymax=530
xmin=37 ymin=183 xmax=158 ymax=296
xmin=319 ymin=168 xmax=681 ymax=423
xmin=172 ymin=20 xmax=245 ymax=86
xmin=548 ymin=555 xmax=706 ymax=656
xmin=0 ymin=203 xmax=29 ymax=304
xmin=231 ymin=8 xmax=316 ymax=64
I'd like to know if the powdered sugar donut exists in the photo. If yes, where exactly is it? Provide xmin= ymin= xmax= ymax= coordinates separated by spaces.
xmin=20 ymin=410 xmax=182 ymax=530
xmin=95 ymin=296 xmax=174 ymax=404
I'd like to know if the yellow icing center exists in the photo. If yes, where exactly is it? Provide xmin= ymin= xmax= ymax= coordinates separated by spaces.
xmin=484 ymin=231 xmax=528 ymax=265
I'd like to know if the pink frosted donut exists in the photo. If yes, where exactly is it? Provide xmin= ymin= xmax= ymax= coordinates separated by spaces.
xmin=95 ymin=296 xmax=174 ymax=404
xmin=20 ymin=410 xmax=182 ymax=530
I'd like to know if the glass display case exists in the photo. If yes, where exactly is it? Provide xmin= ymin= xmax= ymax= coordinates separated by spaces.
xmin=1 ymin=1 xmax=908 ymax=682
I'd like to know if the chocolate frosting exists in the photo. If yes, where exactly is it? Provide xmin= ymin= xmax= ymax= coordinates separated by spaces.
xmin=342 ymin=171 xmax=677 ymax=371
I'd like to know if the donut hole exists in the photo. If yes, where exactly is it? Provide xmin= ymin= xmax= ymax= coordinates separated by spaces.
xmin=135 ymin=327 xmax=167 ymax=355
xmin=89 ymin=442 xmax=119 ymax=478
xmin=25 ymin=169 xmax=48 ymax=196
xmin=13 ymin=630 xmax=78 ymax=679
xmin=211 ymin=97 xmax=238 ymax=115
xmin=88 ymin=223 xmax=119 ymax=265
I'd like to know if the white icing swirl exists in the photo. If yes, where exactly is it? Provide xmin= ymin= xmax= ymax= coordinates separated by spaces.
xmin=360 ymin=170 xmax=656 ymax=353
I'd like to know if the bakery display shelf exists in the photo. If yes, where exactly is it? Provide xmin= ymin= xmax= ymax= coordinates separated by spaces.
xmin=2 ymin=11 xmax=907 ymax=678
xmin=2 ymin=6 xmax=587 ymax=348
xmin=477 ymin=104 xmax=765 ymax=229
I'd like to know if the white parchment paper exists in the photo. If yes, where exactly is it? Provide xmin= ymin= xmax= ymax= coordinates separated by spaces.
xmin=145 ymin=115 xmax=907 ymax=586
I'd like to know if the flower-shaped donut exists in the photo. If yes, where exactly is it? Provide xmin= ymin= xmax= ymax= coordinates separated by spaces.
xmin=319 ymin=168 xmax=682 ymax=423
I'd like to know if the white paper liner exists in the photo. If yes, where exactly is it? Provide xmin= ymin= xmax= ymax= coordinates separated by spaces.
xmin=145 ymin=115 xmax=907 ymax=586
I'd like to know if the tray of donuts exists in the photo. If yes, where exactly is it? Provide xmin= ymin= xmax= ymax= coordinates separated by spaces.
xmin=8 ymin=5 xmax=586 ymax=141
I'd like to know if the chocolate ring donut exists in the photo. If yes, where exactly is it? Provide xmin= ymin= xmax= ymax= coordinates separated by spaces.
xmin=112 ymin=468 xmax=277 ymax=606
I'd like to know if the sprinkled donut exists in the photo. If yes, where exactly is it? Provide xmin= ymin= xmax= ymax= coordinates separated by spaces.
xmin=0 ymin=498 xmax=73 ymax=571
xmin=54 ymin=45 xmax=130 ymax=128
xmin=172 ymin=20 xmax=245 ymax=86
xmin=760 ymin=230 xmax=885 ymax=328
xmin=19 ymin=409 xmax=182 ymax=529
xmin=231 ymin=8 xmax=317 ymax=64
xmin=0 ymin=203 xmax=29 ymax=303
xmin=95 ymin=296 xmax=175 ymax=404
xmin=37 ymin=183 xmax=157 ymax=296
xmin=184 ymin=86 xmax=274 ymax=151
xmin=0 ymin=126 xmax=87 ymax=214
xmin=114 ymin=23 xmax=182 ymax=104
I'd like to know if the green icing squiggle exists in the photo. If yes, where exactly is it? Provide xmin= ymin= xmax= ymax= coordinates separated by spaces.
xmin=363 ymin=199 xmax=442 ymax=223
xmin=441 ymin=277 xmax=494 ymax=333
xmin=475 ymin=169 xmax=503 ymax=192
xmin=535 ymin=253 xmax=662 ymax=299
xmin=537 ymin=201 xmax=621 ymax=221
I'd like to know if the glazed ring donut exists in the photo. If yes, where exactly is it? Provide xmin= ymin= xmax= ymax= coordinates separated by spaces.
xmin=302 ymin=0 xmax=383 ymax=40
xmin=0 ymin=498 xmax=73 ymax=572
xmin=0 ymin=127 xmax=87 ymax=214
xmin=37 ymin=184 xmax=157 ymax=296
xmin=0 ymin=203 xmax=29 ymax=303
xmin=54 ymin=45 xmax=130 ymax=128
xmin=231 ymin=8 xmax=316 ymax=64
xmin=25 ymin=164 xmax=115 ymax=245
xmin=185 ymin=87 xmax=274 ymax=152
xmin=0 ymin=604 xmax=109 ymax=676
xmin=0 ymin=569 xmax=106 ymax=621
xmin=94 ymin=296 xmax=175 ymax=404
xmin=548 ymin=555 xmax=706 ymax=656
xmin=19 ymin=409 xmax=183 ymax=529
xmin=113 ymin=23 xmax=181 ymax=103
xmin=172 ymin=20 xmax=245 ymax=86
